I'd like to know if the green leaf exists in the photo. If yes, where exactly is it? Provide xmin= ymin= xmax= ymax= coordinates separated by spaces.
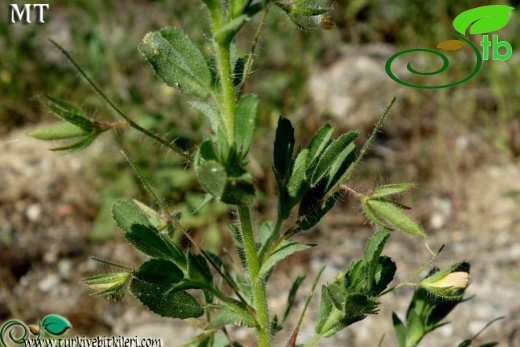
xmin=43 ymin=95 xmax=96 ymax=132
xmin=234 ymin=93 xmax=258 ymax=157
xmin=220 ymin=175 xmax=256 ymax=205
xmin=307 ymin=124 xmax=334 ymax=168
xmin=189 ymin=101 xmax=222 ymax=134
xmin=324 ymin=137 xmax=357 ymax=191
xmin=139 ymin=27 xmax=212 ymax=98
xmin=112 ymin=199 xmax=152 ymax=232
xmin=130 ymin=277 xmax=204 ymax=319
xmin=392 ymin=312 xmax=406 ymax=347
xmin=370 ymin=183 xmax=415 ymax=199
xmin=371 ymin=256 xmax=396 ymax=295
xmin=48 ymin=134 xmax=97 ymax=153
xmin=281 ymin=276 xmax=305 ymax=324
xmin=294 ymin=192 xmax=339 ymax=234
xmin=41 ymin=315 xmax=72 ymax=336
xmin=311 ymin=132 xmax=358 ymax=187
xmin=205 ymin=307 xmax=256 ymax=329
xmin=361 ymin=201 xmax=388 ymax=228
xmin=27 ymin=123 xmax=89 ymax=141
xmin=195 ymin=141 xmax=228 ymax=198
xmin=405 ymin=309 xmax=425 ymax=346
xmin=194 ymin=141 xmax=255 ymax=205
xmin=366 ymin=199 xmax=426 ymax=237
xmin=187 ymin=252 xmax=213 ymax=287
xmin=123 ymin=224 xmax=177 ymax=259
xmin=132 ymin=200 xmax=168 ymax=231
xmin=112 ymin=200 xmax=182 ymax=260
xmin=453 ymin=5 xmax=514 ymax=35
xmin=344 ymin=259 xmax=365 ymax=293
xmin=230 ymin=0 xmax=252 ymax=18
xmin=287 ymin=149 xmax=310 ymax=201
xmin=273 ymin=117 xmax=295 ymax=184
xmin=214 ymin=15 xmax=250 ymax=44
xmin=315 ymin=285 xmax=334 ymax=334
xmin=134 ymin=259 xmax=184 ymax=285
xmin=83 ymin=272 xmax=131 ymax=296
xmin=363 ymin=229 xmax=390 ymax=291
xmin=259 ymin=241 xmax=314 ymax=277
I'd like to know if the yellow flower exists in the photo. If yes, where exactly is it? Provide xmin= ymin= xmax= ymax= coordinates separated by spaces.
xmin=420 ymin=267 xmax=469 ymax=299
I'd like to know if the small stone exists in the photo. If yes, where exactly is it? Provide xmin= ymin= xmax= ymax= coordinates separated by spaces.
xmin=58 ymin=259 xmax=73 ymax=280
xmin=38 ymin=273 xmax=61 ymax=293
xmin=26 ymin=204 xmax=42 ymax=222
xmin=438 ymin=323 xmax=454 ymax=337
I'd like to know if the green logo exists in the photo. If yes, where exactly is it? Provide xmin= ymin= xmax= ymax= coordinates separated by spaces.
xmin=385 ymin=5 xmax=515 ymax=89
xmin=1 ymin=315 xmax=71 ymax=346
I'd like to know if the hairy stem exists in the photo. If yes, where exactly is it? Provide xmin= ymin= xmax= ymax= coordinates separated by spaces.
xmin=238 ymin=206 xmax=271 ymax=347
xmin=238 ymin=3 xmax=270 ymax=97
xmin=215 ymin=42 xmax=236 ymax=143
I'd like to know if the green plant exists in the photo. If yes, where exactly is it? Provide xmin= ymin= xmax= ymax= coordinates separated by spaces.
xmin=29 ymin=1 xmax=501 ymax=346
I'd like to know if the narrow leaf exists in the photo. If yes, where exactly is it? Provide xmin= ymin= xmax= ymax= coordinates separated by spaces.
xmin=287 ymin=149 xmax=309 ymax=199
xmin=214 ymin=15 xmax=250 ymax=44
xmin=307 ymin=124 xmax=334 ymax=167
xmin=392 ymin=312 xmax=406 ymax=347
xmin=366 ymin=199 xmax=426 ymax=237
xmin=371 ymin=183 xmax=415 ymax=199
xmin=259 ymin=242 xmax=314 ymax=277
xmin=364 ymin=229 xmax=390 ymax=291
xmin=311 ymin=132 xmax=358 ymax=187
xmin=84 ymin=272 xmax=130 ymax=296
xmin=281 ymin=276 xmax=305 ymax=324
xmin=43 ymin=96 xmax=95 ymax=132
xmin=48 ymin=134 xmax=97 ymax=152
xmin=27 ymin=123 xmax=88 ymax=141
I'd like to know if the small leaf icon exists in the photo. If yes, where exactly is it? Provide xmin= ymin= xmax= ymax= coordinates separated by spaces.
xmin=437 ymin=40 xmax=465 ymax=51
xmin=41 ymin=315 xmax=71 ymax=336
xmin=453 ymin=5 xmax=514 ymax=35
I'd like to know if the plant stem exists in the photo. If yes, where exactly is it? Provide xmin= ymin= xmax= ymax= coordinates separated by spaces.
xmin=238 ymin=3 xmax=270 ymax=98
xmin=301 ymin=311 xmax=342 ymax=347
xmin=302 ymin=334 xmax=322 ymax=347
xmin=238 ymin=206 xmax=271 ymax=347
xmin=215 ymin=41 xmax=236 ymax=143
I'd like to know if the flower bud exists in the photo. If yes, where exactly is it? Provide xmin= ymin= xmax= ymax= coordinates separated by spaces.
xmin=420 ymin=269 xmax=469 ymax=299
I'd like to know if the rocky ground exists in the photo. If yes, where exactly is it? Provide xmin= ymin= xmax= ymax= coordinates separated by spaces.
xmin=2 ymin=119 xmax=520 ymax=347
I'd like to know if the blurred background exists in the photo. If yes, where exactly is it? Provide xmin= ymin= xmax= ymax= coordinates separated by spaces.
xmin=1 ymin=0 xmax=520 ymax=346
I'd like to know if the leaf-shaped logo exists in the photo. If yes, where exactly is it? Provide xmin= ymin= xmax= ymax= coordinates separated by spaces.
xmin=41 ymin=315 xmax=72 ymax=336
xmin=453 ymin=5 xmax=514 ymax=35
xmin=437 ymin=39 xmax=465 ymax=51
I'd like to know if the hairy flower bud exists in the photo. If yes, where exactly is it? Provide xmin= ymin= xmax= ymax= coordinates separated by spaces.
xmin=420 ymin=269 xmax=469 ymax=299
